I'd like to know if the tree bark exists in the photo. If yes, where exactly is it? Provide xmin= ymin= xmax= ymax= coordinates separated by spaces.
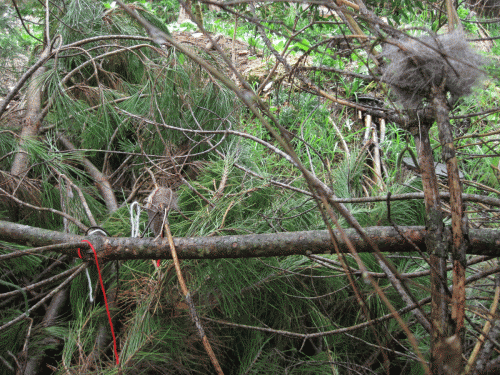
xmin=1 ymin=220 xmax=500 ymax=261
xmin=414 ymin=123 xmax=450 ymax=375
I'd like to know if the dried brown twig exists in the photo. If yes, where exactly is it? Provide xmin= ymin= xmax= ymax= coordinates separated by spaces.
xmin=162 ymin=216 xmax=224 ymax=375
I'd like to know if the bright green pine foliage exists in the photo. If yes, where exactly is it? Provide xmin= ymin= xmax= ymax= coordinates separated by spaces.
xmin=1 ymin=0 xmax=499 ymax=374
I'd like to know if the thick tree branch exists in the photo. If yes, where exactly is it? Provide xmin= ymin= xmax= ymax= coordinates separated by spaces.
xmin=1 ymin=220 xmax=500 ymax=261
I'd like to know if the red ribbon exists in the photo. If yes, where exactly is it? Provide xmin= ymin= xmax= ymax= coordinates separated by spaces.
xmin=79 ymin=240 xmax=119 ymax=365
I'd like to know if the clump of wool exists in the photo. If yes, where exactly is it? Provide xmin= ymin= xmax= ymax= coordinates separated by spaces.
xmin=382 ymin=30 xmax=489 ymax=109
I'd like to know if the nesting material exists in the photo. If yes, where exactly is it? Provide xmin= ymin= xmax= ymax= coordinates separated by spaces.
xmin=382 ymin=30 xmax=489 ymax=108
xmin=144 ymin=186 xmax=180 ymax=237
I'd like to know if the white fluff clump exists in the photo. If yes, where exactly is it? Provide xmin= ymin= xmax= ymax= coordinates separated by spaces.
xmin=382 ymin=30 xmax=489 ymax=108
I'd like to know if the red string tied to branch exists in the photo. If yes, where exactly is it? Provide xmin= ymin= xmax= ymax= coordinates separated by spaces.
xmin=79 ymin=240 xmax=119 ymax=365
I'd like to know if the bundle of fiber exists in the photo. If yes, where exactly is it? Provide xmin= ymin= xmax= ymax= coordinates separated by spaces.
xmin=382 ymin=30 xmax=489 ymax=109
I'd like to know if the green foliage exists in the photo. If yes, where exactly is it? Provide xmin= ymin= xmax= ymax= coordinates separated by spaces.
xmin=2 ymin=0 xmax=499 ymax=373
xmin=169 ymin=139 xmax=314 ymax=236
xmin=0 ymin=133 xmax=16 ymax=169
xmin=59 ymin=303 xmax=107 ymax=366
xmin=150 ymin=0 xmax=179 ymax=24
xmin=0 ymin=6 xmax=22 ymax=58
xmin=0 ymin=318 xmax=26 ymax=375
xmin=0 ymin=5 xmax=34 ymax=97
xmin=485 ymin=24 xmax=500 ymax=85
xmin=0 ymin=242 xmax=43 ymax=276
xmin=458 ymin=6 xmax=479 ymax=34
xmin=365 ymin=0 xmax=436 ymax=26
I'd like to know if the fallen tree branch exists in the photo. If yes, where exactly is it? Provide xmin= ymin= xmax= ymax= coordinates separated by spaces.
xmin=1 ymin=220 xmax=500 ymax=260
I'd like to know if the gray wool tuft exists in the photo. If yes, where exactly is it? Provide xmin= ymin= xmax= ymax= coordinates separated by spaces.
xmin=144 ymin=186 xmax=180 ymax=237
xmin=381 ymin=30 xmax=489 ymax=109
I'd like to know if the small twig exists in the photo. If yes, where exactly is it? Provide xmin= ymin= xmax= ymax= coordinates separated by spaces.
xmin=0 ymin=242 xmax=86 ymax=261
xmin=0 ymin=263 xmax=87 ymax=333
xmin=59 ymin=135 xmax=118 ymax=213
xmin=203 ymin=295 xmax=431 ymax=340
xmin=0 ymin=263 xmax=83 ymax=299
xmin=363 ymin=114 xmax=372 ymax=142
xmin=218 ymin=201 xmax=235 ymax=231
xmin=163 ymin=215 xmax=224 ymax=375
xmin=465 ymin=270 xmax=500 ymax=373
xmin=371 ymin=126 xmax=383 ymax=190
xmin=0 ymin=356 xmax=13 ymax=372
xmin=0 ymin=186 xmax=87 ymax=232
xmin=57 ymin=172 xmax=97 ymax=227
xmin=329 ymin=117 xmax=350 ymax=160
xmin=214 ymin=162 xmax=230 ymax=201
xmin=231 ymin=15 xmax=238 ymax=81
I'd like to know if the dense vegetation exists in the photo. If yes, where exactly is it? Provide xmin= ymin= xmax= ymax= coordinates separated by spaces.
xmin=1 ymin=0 xmax=499 ymax=373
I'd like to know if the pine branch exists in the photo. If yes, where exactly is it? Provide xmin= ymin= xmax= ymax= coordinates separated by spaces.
xmin=2 ymin=219 xmax=500 ymax=260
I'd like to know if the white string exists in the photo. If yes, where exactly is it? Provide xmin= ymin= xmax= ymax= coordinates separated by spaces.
xmin=85 ymin=228 xmax=109 ymax=304
xmin=84 ymin=268 xmax=94 ymax=303
xmin=130 ymin=201 xmax=141 ymax=238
